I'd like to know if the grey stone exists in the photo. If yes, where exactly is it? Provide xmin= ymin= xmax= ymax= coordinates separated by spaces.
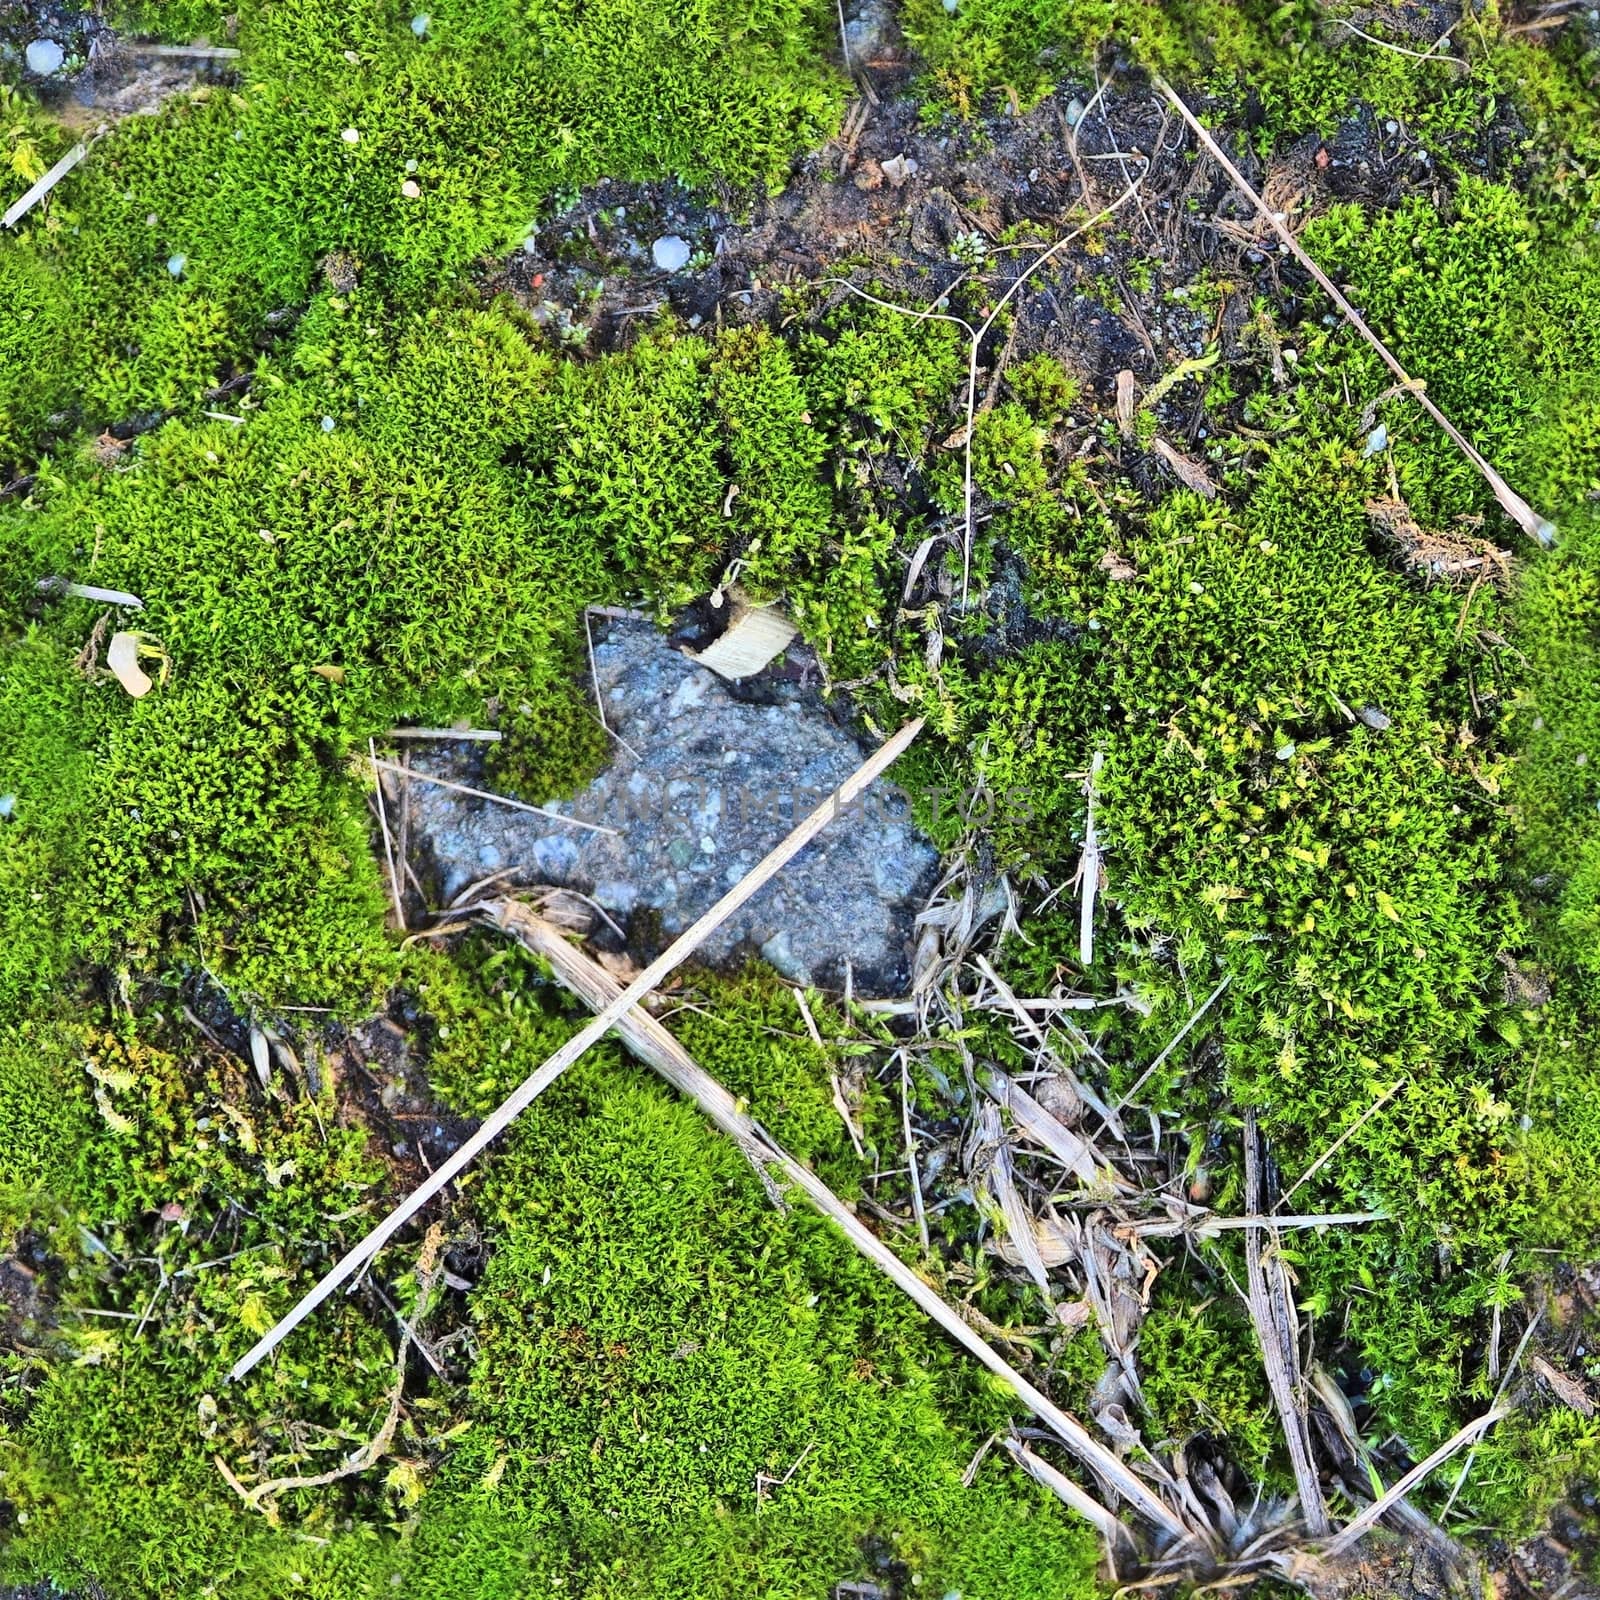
xmin=408 ymin=621 xmax=938 ymax=992
xmin=26 ymin=39 xmax=65 ymax=76
xmin=651 ymin=234 xmax=692 ymax=272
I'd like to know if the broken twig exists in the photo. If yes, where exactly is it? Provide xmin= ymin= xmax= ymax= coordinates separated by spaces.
xmin=367 ymin=758 xmax=618 ymax=837
xmin=477 ymin=902 xmax=1189 ymax=1542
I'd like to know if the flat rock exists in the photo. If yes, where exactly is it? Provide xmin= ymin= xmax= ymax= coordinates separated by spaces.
xmin=409 ymin=620 xmax=938 ymax=993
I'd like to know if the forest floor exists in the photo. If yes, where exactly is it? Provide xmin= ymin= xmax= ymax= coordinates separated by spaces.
xmin=2 ymin=2 xmax=1600 ymax=1598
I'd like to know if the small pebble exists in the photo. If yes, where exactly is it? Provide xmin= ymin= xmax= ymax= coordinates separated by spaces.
xmin=1276 ymin=743 xmax=1296 ymax=761
xmin=652 ymin=234 xmax=692 ymax=272
xmin=401 ymin=179 xmax=421 ymax=198
xmin=1064 ymin=97 xmax=1086 ymax=126
xmin=1385 ymin=119 xmax=1399 ymax=134
xmin=1358 ymin=706 xmax=1392 ymax=732
xmin=167 ymin=254 xmax=187 ymax=277
xmin=0 ymin=794 xmax=15 ymax=820
xmin=341 ymin=128 xmax=361 ymax=145
xmin=320 ymin=415 xmax=336 ymax=433
xmin=25 ymin=39 xmax=65 ymax=76
xmin=405 ymin=158 xmax=419 ymax=173
xmin=1363 ymin=423 xmax=1388 ymax=457
xmin=411 ymin=13 xmax=430 ymax=35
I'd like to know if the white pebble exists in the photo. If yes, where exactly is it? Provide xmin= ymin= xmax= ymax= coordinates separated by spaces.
xmin=166 ymin=254 xmax=187 ymax=277
xmin=321 ymin=416 xmax=336 ymax=433
xmin=341 ymin=128 xmax=361 ymax=145
xmin=411 ymin=14 xmax=430 ymax=35
xmin=652 ymin=235 xmax=692 ymax=272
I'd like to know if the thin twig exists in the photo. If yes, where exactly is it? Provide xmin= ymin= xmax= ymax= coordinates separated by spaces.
xmin=826 ymin=169 xmax=1151 ymax=608
xmin=387 ymin=727 xmax=502 ymax=742
xmin=1004 ymin=1436 xmax=1133 ymax=1553
xmin=583 ymin=608 xmax=643 ymax=761
xmin=367 ymin=758 xmax=618 ymax=837
xmin=1107 ymin=973 xmax=1231 ymax=1118
xmin=901 ymin=1052 xmax=931 ymax=1254
xmin=1277 ymin=1079 xmax=1405 ymax=1210
xmin=229 ymin=718 xmax=925 ymax=1381
xmin=4 ymin=142 xmax=88 ymax=230
xmin=1078 ymin=751 xmax=1103 ymax=967
xmin=1439 ymin=1311 xmax=1540 ymax=1520
xmin=1336 ymin=18 xmax=1461 ymax=65
xmin=219 ymin=1225 xmax=446 ymax=1515
xmin=1325 ymin=1404 xmax=1511 ymax=1557
xmin=369 ymin=740 xmax=406 ymax=930
xmin=1244 ymin=1110 xmax=1329 ymax=1535
xmin=1154 ymin=78 xmax=1552 ymax=546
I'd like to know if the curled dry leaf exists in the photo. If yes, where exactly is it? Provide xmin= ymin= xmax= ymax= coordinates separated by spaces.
xmin=1098 ymin=549 xmax=1137 ymax=582
xmin=1150 ymin=437 xmax=1218 ymax=498
xmin=106 ymin=632 xmax=154 ymax=698
xmin=1532 ymin=1355 xmax=1596 ymax=1418
xmin=1115 ymin=369 xmax=1137 ymax=436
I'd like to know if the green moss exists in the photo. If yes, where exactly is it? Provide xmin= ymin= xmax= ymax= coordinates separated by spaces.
xmin=425 ymin=1047 xmax=1100 ymax=1600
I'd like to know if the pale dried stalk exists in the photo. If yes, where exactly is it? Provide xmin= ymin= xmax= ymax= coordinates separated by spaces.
xmin=229 ymin=718 xmax=925 ymax=1381
xmin=828 ymin=172 xmax=1151 ymax=606
xmin=369 ymin=740 xmax=406 ymax=930
xmin=1277 ymin=1079 xmax=1405 ymax=1211
xmin=1108 ymin=972 xmax=1232 ymax=1118
xmin=1244 ymin=1111 xmax=1329 ymax=1536
xmin=1154 ymin=78 xmax=1552 ymax=546
xmin=387 ymin=727 xmax=502 ymax=742
xmin=218 ymin=1224 xmax=445 ymax=1516
xmin=1323 ymin=1404 xmax=1510 ymax=1559
xmin=368 ymin=757 xmax=618 ymax=837
xmin=1004 ymin=1436 xmax=1132 ymax=1551
xmin=1078 ymin=751 xmax=1104 ymax=965
xmin=480 ymin=902 xmax=1190 ymax=1542
xmin=4 ymin=142 xmax=88 ymax=229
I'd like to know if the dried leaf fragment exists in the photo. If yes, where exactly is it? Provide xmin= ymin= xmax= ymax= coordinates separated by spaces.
xmin=1115 ymin=369 xmax=1137 ymax=436
xmin=106 ymin=632 xmax=154 ymax=698
xmin=1150 ymin=437 xmax=1217 ymax=498
xmin=1533 ymin=1355 xmax=1595 ymax=1417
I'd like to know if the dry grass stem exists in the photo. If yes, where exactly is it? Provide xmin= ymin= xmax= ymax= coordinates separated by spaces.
xmin=367 ymin=757 xmax=619 ymax=837
xmin=1154 ymin=77 xmax=1552 ymax=545
xmin=476 ymin=900 xmax=1190 ymax=1542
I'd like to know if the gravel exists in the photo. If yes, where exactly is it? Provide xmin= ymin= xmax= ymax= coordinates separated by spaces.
xmin=408 ymin=620 xmax=939 ymax=993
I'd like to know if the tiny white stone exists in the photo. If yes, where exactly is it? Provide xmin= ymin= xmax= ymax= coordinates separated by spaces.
xmin=166 ymin=253 xmax=187 ymax=277
xmin=341 ymin=127 xmax=361 ymax=145
xmin=652 ymin=234 xmax=692 ymax=272
xmin=401 ymin=179 xmax=421 ymax=198
xmin=1276 ymin=744 xmax=1296 ymax=761
xmin=411 ymin=13 xmax=430 ymax=35
xmin=321 ymin=415 xmax=336 ymax=433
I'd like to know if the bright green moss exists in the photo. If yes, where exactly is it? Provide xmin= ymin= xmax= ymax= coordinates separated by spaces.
xmin=428 ymin=1050 xmax=1100 ymax=1600
xmin=0 ymin=0 xmax=845 ymax=465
